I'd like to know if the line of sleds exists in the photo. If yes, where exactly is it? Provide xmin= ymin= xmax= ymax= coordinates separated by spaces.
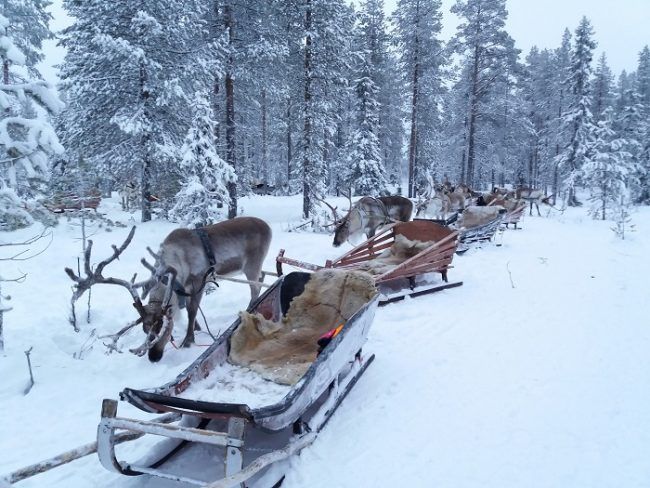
xmin=93 ymin=207 xmax=527 ymax=487
xmin=4 ymin=200 xmax=527 ymax=488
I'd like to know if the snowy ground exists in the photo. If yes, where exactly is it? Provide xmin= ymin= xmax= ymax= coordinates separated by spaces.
xmin=1 ymin=195 xmax=649 ymax=487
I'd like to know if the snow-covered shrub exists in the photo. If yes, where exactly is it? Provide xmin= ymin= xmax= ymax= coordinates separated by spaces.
xmin=0 ymin=185 xmax=32 ymax=230
xmin=611 ymin=195 xmax=635 ymax=240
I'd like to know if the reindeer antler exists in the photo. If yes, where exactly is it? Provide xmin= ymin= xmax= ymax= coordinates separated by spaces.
xmin=313 ymin=193 xmax=340 ymax=227
xmin=344 ymin=187 xmax=353 ymax=213
xmin=64 ymin=226 xmax=147 ymax=331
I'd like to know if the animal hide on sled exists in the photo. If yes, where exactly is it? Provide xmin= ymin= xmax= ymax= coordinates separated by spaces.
xmin=357 ymin=234 xmax=433 ymax=276
xmin=458 ymin=206 xmax=505 ymax=229
xmin=229 ymin=269 xmax=376 ymax=385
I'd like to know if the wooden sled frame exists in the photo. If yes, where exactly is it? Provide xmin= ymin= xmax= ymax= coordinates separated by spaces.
xmin=276 ymin=220 xmax=463 ymax=304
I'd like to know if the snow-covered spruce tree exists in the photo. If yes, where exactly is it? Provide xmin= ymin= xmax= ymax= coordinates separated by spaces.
xmin=358 ymin=0 xmax=404 ymax=188
xmin=393 ymin=0 xmax=446 ymax=197
xmin=449 ymin=0 xmax=518 ymax=188
xmin=0 ymin=0 xmax=52 ymax=80
xmin=634 ymin=46 xmax=650 ymax=202
xmin=592 ymin=53 xmax=614 ymax=123
xmin=342 ymin=69 xmax=388 ymax=196
xmin=554 ymin=16 xmax=598 ymax=206
xmin=169 ymin=95 xmax=235 ymax=227
xmin=637 ymin=46 xmax=650 ymax=110
xmin=0 ymin=14 xmax=63 ymax=229
xmin=59 ymin=0 xmax=212 ymax=222
xmin=614 ymin=88 xmax=646 ymax=203
xmin=581 ymin=109 xmax=637 ymax=221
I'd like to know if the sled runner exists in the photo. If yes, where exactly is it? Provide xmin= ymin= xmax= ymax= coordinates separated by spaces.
xmin=97 ymin=270 xmax=379 ymax=487
xmin=276 ymin=220 xmax=463 ymax=305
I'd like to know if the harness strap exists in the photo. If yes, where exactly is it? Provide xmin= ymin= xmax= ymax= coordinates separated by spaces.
xmin=195 ymin=227 xmax=217 ymax=268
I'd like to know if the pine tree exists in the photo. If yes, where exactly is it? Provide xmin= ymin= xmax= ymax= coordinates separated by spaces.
xmin=169 ymin=95 xmax=236 ymax=227
xmin=581 ymin=109 xmax=637 ymax=220
xmin=0 ymin=12 xmax=63 ymax=229
xmin=450 ymin=0 xmax=517 ymax=188
xmin=299 ymin=0 xmax=355 ymax=218
xmin=555 ymin=16 xmax=598 ymax=206
xmin=549 ymin=29 xmax=573 ymax=201
xmin=393 ymin=0 xmax=446 ymax=197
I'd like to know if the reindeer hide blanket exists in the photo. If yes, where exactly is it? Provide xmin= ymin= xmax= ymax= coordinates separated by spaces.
xmin=228 ymin=269 xmax=377 ymax=385
xmin=458 ymin=206 xmax=505 ymax=229
xmin=357 ymin=234 xmax=433 ymax=276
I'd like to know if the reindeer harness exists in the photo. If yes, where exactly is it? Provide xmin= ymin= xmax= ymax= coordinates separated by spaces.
xmin=158 ymin=228 xmax=217 ymax=309
xmin=356 ymin=197 xmax=395 ymax=228
xmin=195 ymin=227 xmax=217 ymax=268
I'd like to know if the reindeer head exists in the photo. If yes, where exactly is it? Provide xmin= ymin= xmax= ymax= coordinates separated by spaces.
xmin=134 ymin=262 xmax=179 ymax=362
xmin=139 ymin=296 xmax=174 ymax=362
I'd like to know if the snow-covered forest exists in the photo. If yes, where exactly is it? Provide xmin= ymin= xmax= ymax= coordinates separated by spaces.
xmin=1 ymin=0 xmax=648 ymax=226
xmin=1 ymin=0 xmax=650 ymax=487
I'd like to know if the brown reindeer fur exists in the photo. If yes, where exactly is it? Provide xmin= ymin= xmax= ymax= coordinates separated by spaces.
xmin=229 ymin=269 xmax=376 ymax=385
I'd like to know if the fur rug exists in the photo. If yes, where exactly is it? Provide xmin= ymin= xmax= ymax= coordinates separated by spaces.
xmin=229 ymin=269 xmax=376 ymax=385
xmin=357 ymin=234 xmax=433 ymax=276
xmin=458 ymin=206 xmax=504 ymax=229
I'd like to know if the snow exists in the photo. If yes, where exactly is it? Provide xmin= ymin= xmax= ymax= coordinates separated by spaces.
xmin=1 ymin=194 xmax=650 ymax=487
xmin=177 ymin=363 xmax=292 ymax=408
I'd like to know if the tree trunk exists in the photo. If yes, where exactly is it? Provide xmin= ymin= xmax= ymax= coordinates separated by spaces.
xmin=0 ymin=280 xmax=5 ymax=353
xmin=224 ymin=4 xmax=237 ymax=219
xmin=139 ymin=62 xmax=152 ymax=223
xmin=302 ymin=0 xmax=313 ymax=219
xmin=286 ymin=98 xmax=292 ymax=184
xmin=407 ymin=3 xmax=420 ymax=198
xmin=261 ymin=89 xmax=268 ymax=183
xmin=465 ymin=43 xmax=480 ymax=188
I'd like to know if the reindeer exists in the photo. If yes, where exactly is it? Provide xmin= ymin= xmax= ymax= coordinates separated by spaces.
xmin=415 ymin=174 xmax=453 ymax=218
xmin=415 ymin=187 xmax=451 ymax=219
xmin=65 ymin=217 xmax=272 ymax=362
xmin=139 ymin=217 xmax=272 ymax=361
xmin=319 ymin=192 xmax=413 ymax=247
xmin=119 ymin=180 xmax=139 ymax=212
xmin=516 ymin=186 xmax=552 ymax=216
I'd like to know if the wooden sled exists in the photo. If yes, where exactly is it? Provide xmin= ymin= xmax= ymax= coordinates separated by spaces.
xmin=276 ymin=220 xmax=463 ymax=305
xmin=97 ymin=271 xmax=379 ymax=487
xmin=488 ymin=198 xmax=526 ymax=230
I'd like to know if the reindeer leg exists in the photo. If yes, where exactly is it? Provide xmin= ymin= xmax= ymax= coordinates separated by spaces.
xmin=244 ymin=263 xmax=263 ymax=306
xmin=536 ymin=202 xmax=541 ymax=217
xmin=181 ymin=277 xmax=204 ymax=347
xmin=181 ymin=296 xmax=200 ymax=347
xmin=529 ymin=202 xmax=533 ymax=216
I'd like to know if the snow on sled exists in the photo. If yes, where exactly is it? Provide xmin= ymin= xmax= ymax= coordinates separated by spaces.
xmin=97 ymin=269 xmax=379 ymax=488
xmin=276 ymin=220 xmax=463 ymax=305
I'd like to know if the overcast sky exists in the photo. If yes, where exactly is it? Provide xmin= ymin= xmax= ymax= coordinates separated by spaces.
xmin=38 ymin=0 xmax=649 ymax=85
